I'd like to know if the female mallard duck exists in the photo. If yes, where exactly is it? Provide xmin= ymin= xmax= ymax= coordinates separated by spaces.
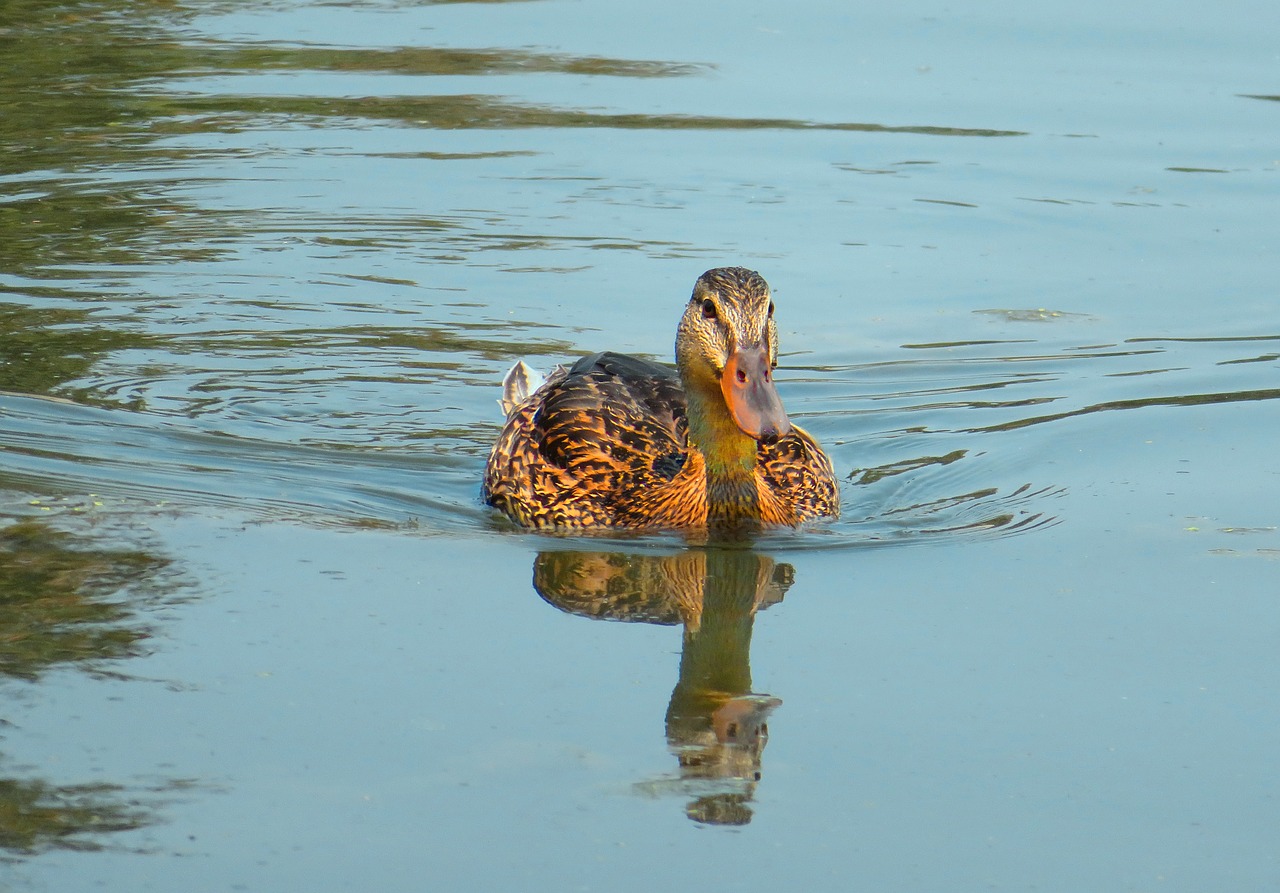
xmin=482 ymin=267 xmax=839 ymax=530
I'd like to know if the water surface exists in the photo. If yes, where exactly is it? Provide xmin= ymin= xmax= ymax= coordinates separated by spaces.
xmin=1 ymin=0 xmax=1278 ymax=889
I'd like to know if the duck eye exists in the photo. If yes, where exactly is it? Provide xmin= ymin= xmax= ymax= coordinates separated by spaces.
xmin=767 ymin=301 xmax=775 ymax=318
xmin=700 ymin=299 xmax=718 ymax=320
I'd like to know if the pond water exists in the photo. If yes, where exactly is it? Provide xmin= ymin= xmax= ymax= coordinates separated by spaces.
xmin=2 ymin=0 xmax=1278 ymax=889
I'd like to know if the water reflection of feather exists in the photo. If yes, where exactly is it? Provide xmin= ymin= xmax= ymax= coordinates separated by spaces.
xmin=533 ymin=548 xmax=792 ymax=825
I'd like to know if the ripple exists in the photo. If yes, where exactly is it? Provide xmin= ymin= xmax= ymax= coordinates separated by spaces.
xmin=4 ymin=324 xmax=1276 ymax=553
xmin=0 ymin=392 xmax=484 ymax=534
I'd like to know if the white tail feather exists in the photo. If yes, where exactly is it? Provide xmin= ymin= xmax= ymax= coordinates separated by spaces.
xmin=499 ymin=360 xmax=544 ymax=416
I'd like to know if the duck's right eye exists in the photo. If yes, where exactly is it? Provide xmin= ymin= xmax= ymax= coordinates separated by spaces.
xmin=700 ymin=299 xmax=718 ymax=320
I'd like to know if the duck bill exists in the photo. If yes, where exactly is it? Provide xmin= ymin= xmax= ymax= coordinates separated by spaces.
xmin=720 ymin=345 xmax=792 ymax=445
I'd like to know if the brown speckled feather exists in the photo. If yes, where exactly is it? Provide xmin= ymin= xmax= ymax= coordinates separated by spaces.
xmin=483 ymin=352 xmax=696 ymax=528
xmin=483 ymin=351 xmax=838 ymax=530
xmin=482 ymin=267 xmax=841 ymax=531
xmin=758 ymin=428 xmax=840 ymax=522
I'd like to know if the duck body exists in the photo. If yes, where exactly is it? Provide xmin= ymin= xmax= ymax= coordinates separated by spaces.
xmin=482 ymin=268 xmax=839 ymax=531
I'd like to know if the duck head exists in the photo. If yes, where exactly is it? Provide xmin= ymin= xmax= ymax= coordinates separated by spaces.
xmin=676 ymin=267 xmax=792 ymax=445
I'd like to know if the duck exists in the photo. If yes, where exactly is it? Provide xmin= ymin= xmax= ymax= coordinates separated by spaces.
xmin=482 ymin=267 xmax=839 ymax=531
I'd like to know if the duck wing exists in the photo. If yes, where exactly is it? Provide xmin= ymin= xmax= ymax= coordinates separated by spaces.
xmin=757 ymin=426 xmax=841 ymax=521
xmin=536 ymin=351 xmax=689 ymax=478
xmin=483 ymin=351 xmax=693 ymax=528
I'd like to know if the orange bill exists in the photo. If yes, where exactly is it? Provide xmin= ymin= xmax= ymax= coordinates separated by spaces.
xmin=720 ymin=344 xmax=792 ymax=444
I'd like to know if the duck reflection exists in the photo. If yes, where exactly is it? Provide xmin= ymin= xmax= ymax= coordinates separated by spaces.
xmin=533 ymin=548 xmax=792 ymax=825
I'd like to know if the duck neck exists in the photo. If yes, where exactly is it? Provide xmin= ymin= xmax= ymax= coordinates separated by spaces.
xmin=685 ymin=379 xmax=761 ymax=524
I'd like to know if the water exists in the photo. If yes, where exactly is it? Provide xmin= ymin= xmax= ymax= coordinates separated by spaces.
xmin=2 ymin=0 xmax=1278 ymax=889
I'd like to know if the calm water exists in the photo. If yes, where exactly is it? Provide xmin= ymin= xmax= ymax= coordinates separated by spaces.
xmin=2 ymin=0 xmax=1278 ymax=889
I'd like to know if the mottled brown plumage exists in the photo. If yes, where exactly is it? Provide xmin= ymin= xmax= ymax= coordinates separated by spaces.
xmin=482 ymin=267 xmax=840 ymax=531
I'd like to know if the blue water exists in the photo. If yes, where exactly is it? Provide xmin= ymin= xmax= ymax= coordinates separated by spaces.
xmin=1 ymin=0 xmax=1277 ymax=889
